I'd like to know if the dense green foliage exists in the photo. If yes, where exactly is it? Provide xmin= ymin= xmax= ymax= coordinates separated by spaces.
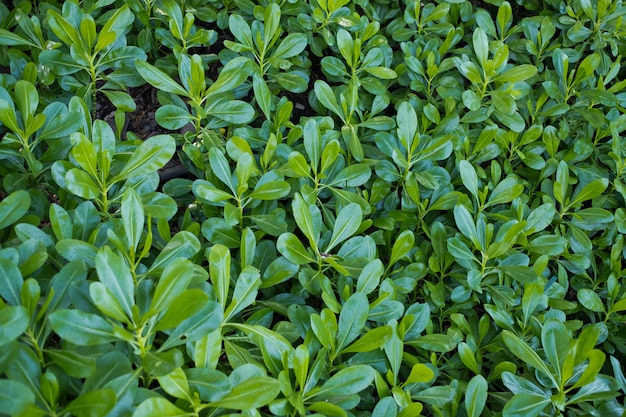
xmin=1 ymin=0 xmax=626 ymax=415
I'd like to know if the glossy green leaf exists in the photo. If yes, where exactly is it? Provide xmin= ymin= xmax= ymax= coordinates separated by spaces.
xmin=135 ymin=60 xmax=190 ymax=97
xmin=502 ymin=331 xmax=557 ymax=388
xmin=49 ymin=310 xmax=117 ymax=346
xmin=0 ymin=379 xmax=35 ymax=415
xmin=133 ymin=397 xmax=188 ymax=417
xmin=465 ymin=375 xmax=488 ymax=417
xmin=64 ymin=389 xmax=115 ymax=417
xmin=210 ymin=376 xmax=280 ymax=409
xmin=502 ymin=393 xmax=550 ymax=417
xmin=114 ymin=135 xmax=176 ymax=183
xmin=0 ymin=190 xmax=30 ymax=230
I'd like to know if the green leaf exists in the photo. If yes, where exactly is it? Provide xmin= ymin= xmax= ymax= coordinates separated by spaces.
xmin=341 ymin=326 xmax=392 ymax=354
xmin=49 ymin=309 xmax=117 ymax=346
xmin=66 ymin=168 xmax=100 ymax=200
xmin=224 ymin=266 xmax=261 ymax=321
xmin=14 ymin=80 xmax=38 ymax=121
xmin=577 ymin=288 xmax=605 ymax=313
xmin=527 ymin=235 xmax=568 ymax=256
xmin=0 ymin=190 xmax=30 ymax=230
xmin=95 ymin=246 xmax=134 ymax=319
xmin=209 ymin=244 xmax=230 ymax=309
xmin=122 ymin=188 xmax=144 ymax=254
xmin=277 ymin=233 xmax=316 ymax=265
xmin=502 ymin=330 xmax=558 ymax=388
xmin=135 ymin=60 xmax=190 ymax=97
xmin=210 ymin=376 xmax=280 ymax=409
xmin=405 ymin=363 xmax=435 ymax=384
xmin=313 ymin=365 xmax=374 ymax=399
xmin=64 ymin=389 xmax=115 ymax=417
xmin=253 ymin=73 xmax=272 ymax=120
xmin=356 ymin=259 xmax=384 ymax=295
xmin=157 ymin=368 xmax=191 ymax=401
xmin=389 ymin=230 xmax=415 ymax=266
xmin=0 ymin=379 xmax=35 ymax=415
xmin=502 ymin=393 xmax=550 ymax=417
xmin=569 ymin=178 xmax=609 ymax=207
xmin=155 ymin=104 xmax=192 ymax=130
xmin=0 ymin=306 xmax=28 ymax=346
xmin=292 ymin=193 xmax=321 ymax=251
xmin=114 ymin=135 xmax=176 ymax=183
xmin=0 ymin=29 xmax=38 ymax=47
xmin=151 ymin=259 xmax=195 ymax=314
xmin=207 ymin=57 xmax=252 ymax=97
xmin=473 ymin=27 xmax=489 ymax=66
xmin=272 ymin=33 xmax=308 ymax=60
xmin=209 ymin=99 xmax=255 ymax=124
xmin=326 ymin=203 xmax=362 ymax=252
xmin=541 ymin=319 xmax=569 ymax=383
xmin=497 ymin=65 xmax=537 ymax=82
xmin=314 ymin=80 xmax=343 ymax=118
xmin=133 ymin=397 xmax=188 ymax=417
xmin=336 ymin=292 xmax=369 ymax=354
xmin=459 ymin=160 xmax=479 ymax=201
xmin=465 ymin=375 xmax=488 ymax=417
xmin=247 ymin=180 xmax=291 ymax=200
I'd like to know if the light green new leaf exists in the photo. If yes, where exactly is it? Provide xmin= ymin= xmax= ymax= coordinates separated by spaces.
xmin=389 ymin=230 xmax=415 ymax=266
xmin=65 ymin=168 xmax=100 ymax=200
xmin=148 ymin=231 xmax=201 ymax=273
xmin=569 ymin=178 xmax=609 ymax=207
xmin=89 ymin=282 xmax=129 ymax=323
xmin=272 ymin=33 xmax=308 ymax=60
xmin=497 ymin=65 xmax=538 ymax=82
xmin=253 ymin=73 xmax=272 ymax=120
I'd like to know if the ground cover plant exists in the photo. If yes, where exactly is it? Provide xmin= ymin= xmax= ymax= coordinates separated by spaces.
xmin=1 ymin=0 xmax=626 ymax=415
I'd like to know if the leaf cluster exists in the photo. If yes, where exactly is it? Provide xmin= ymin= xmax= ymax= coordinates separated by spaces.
xmin=1 ymin=0 xmax=626 ymax=416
